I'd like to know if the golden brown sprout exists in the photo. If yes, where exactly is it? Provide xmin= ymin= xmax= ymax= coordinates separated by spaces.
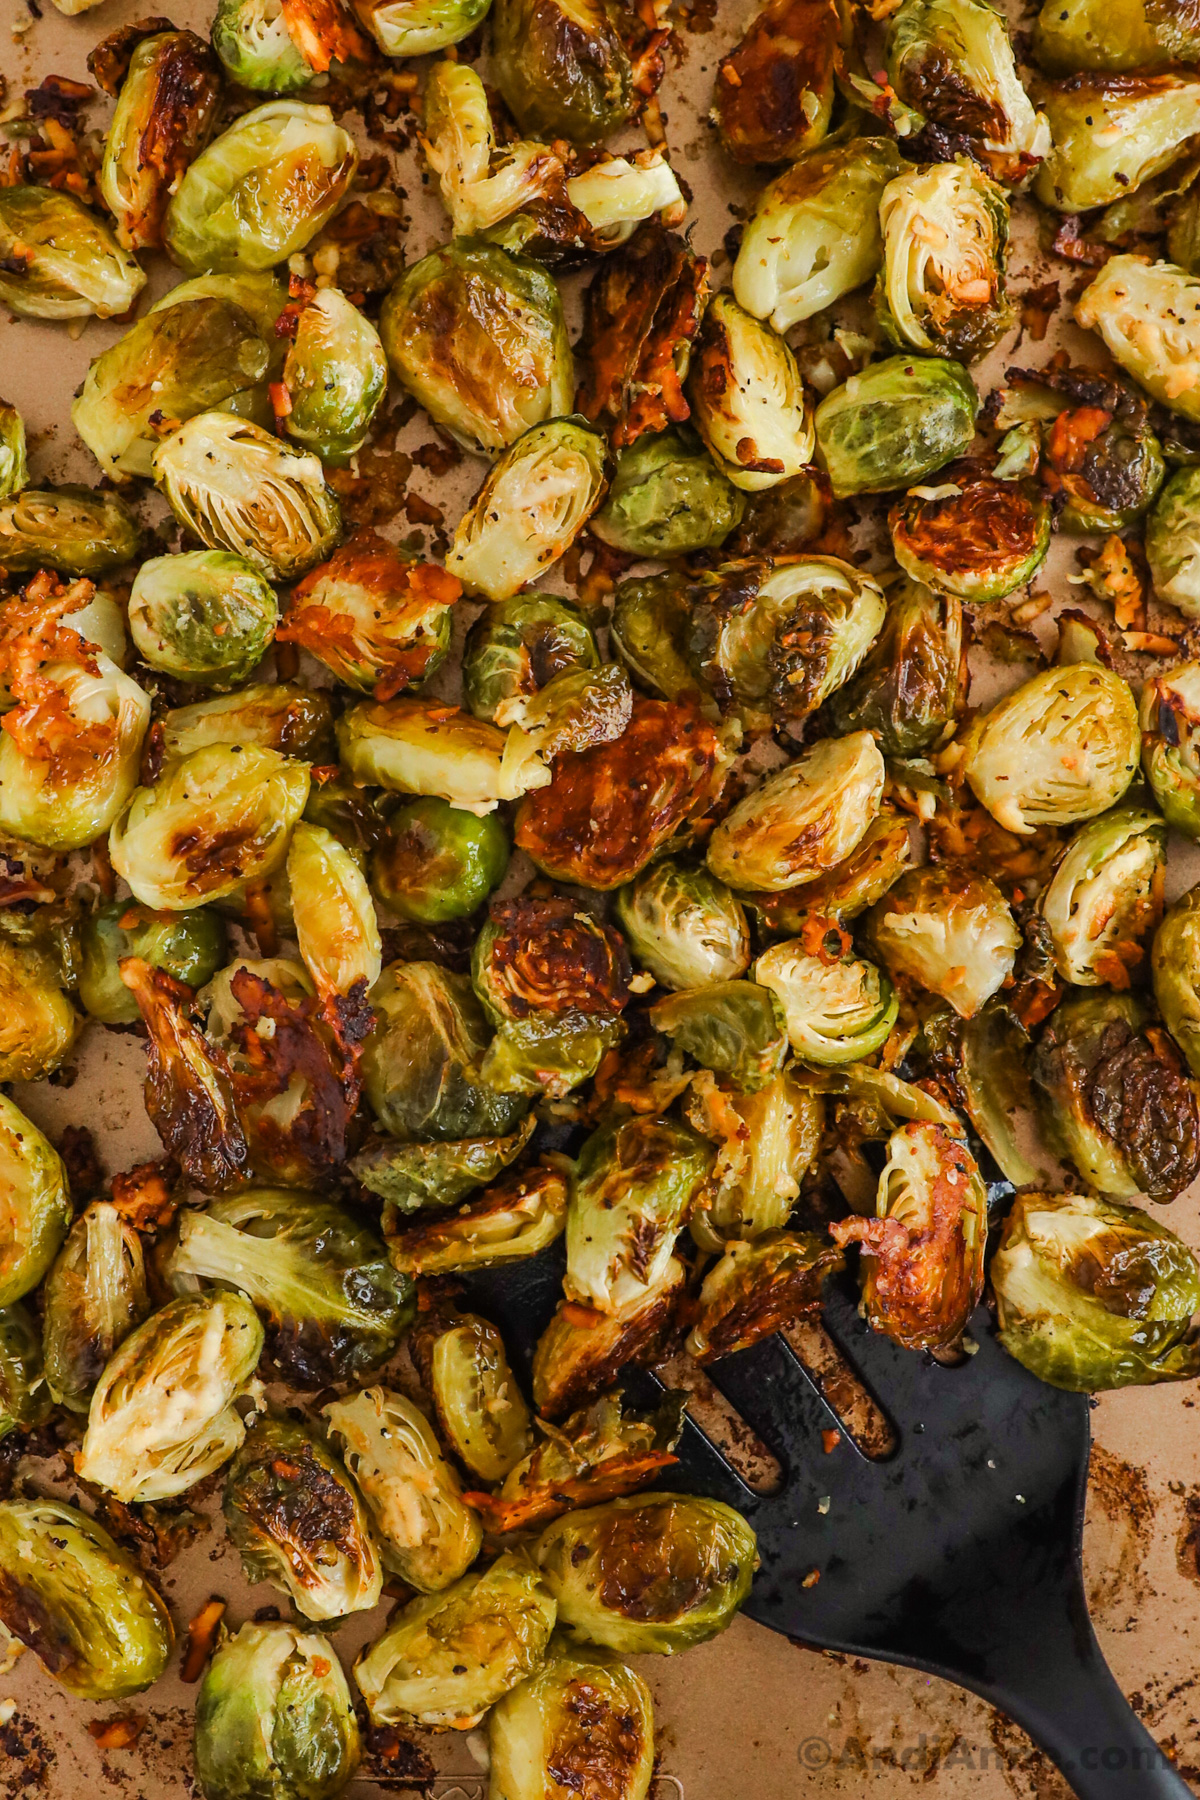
xmin=532 ymin=1261 xmax=684 ymax=1418
xmin=99 ymin=31 xmax=222 ymax=252
xmin=686 ymin=1232 xmax=844 ymax=1361
xmin=713 ymin=0 xmax=841 ymax=166
xmin=385 ymin=1166 xmax=569 ymax=1276
xmin=576 ymin=228 xmax=710 ymax=450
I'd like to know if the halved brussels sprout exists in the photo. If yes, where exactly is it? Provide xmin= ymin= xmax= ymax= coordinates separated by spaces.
xmin=754 ymin=942 xmax=898 ymax=1064
xmin=42 ymin=1202 xmax=150 ymax=1412
xmin=993 ymin=1191 xmax=1200 ymax=1390
xmin=287 ymin=821 xmax=381 ymax=1001
xmin=0 ymin=1499 xmax=172 ymax=1700
xmin=1041 ymin=808 xmax=1165 ymax=989
xmin=353 ymin=1118 xmax=536 ymax=1220
xmin=212 ymin=0 xmax=319 ymax=92
xmin=706 ymin=731 xmax=885 ymax=893
xmin=0 ymin=485 xmax=142 ymax=578
xmin=831 ymin=1123 xmax=987 ymax=1351
xmin=713 ymin=0 xmax=840 ymax=166
xmin=566 ymin=1116 xmax=711 ymax=1315
xmin=814 ymin=355 xmax=979 ymax=498
xmin=1046 ymin=396 xmax=1161 ymax=531
xmin=535 ymin=1495 xmax=756 ymax=1655
xmin=480 ymin=1011 xmax=625 ymax=1101
xmin=282 ymin=288 xmax=388 ymax=465
xmin=497 ymin=665 xmax=633 ymax=790
xmin=224 ymin=1413 xmax=383 ymax=1620
xmin=464 ymin=595 xmax=597 ymax=726
xmin=385 ymin=1164 xmax=569 ymax=1276
xmin=0 ymin=1096 xmax=70 ymax=1310
xmin=0 ymin=1303 xmax=49 ymax=1442
xmin=1075 ymin=258 xmax=1200 ymax=423
xmin=649 ymin=982 xmax=787 ymax=1093
xmin=868 ymin=864 xmax=1019 ymax=1019
xmin=78 ymin=1290 xmax=264 ymax=1503
xmin=1147 ymin=466 xmax=1200 ymax=616
xmin=492 ymin=0 xmax=633 ymax=143
xmin=591 ymin=430 xmax=745 ymax=559
xmin=888 ymin=470 xmax=1050 ymax=602
xmin=473 ymin=895 xmax=630 ymax=1028
xmin=371 ymin=797 xmax=508 ymax=925
xmin=733 ymin=136 xmax=905 ymax=334
xmin=100 ymin=31 xmax=222 ymax=252
xmin=355 ymin=1552 xmax=557 ymax=1728
xmin=154 ymin=414 xmax=342 ymax=583
xmin=111 ymin=744 xmax=310 ymax=911
xmin=533 ymin=1259 xmax=684 ymax=1418
xmin=323 ymin=1386 xmax=482 ymax=1591
xmin=1034 ymin=74 xmax=1200 ymax=214
xmin=1154 ymin=883 xmax=1200 ymax=1077
xmin=165 ymin=101 xmax=358 ymax=274
xmin=0 ymin=187 xmax=146 ymax=320
xmin=282 ymin=532 xmax=458 ymax=699
xmin=0 ymin=937 xmax=79 ymax=1081
xmin=430 ymin=1315 xmax=534 ymax=1485
xmin=824 ymin=577 xmax=962 ymax=755
xmin=380 ymin=240 xmax=573 ymax=456
xmin=963 ymin=664 xmax=1139 ymax=836
xmin=170 ymin=1188 xmax=414 ymax=1386
xmin=446 ymin=418 xmax=608 ymax=602
xmin=741 ymin=807 xmax=913 ymax=934
xmin=686 ymin=1231 xmax=843 ymax=1361
xmin=1033 ymin=989 xmax=1200 ymax=1202
xmin=687 ymin=1069 xmax=823 ymax=1248
xmin=687 ymin=295 xmax=814 ymax=494
xmin=489 ymin=1639 xmax=654 ymax=1800
xmin=1033 ymin=0 xmax=1200 ymax=72
xmin=159 ymin=683 xmax=333 ymax=764
xmin=0 ymin=401 xmax=27 ymax=504
xmin=420 ymin=60 xmax=561 ymax=239
xmin=1140 ymin=662 xmax=1200 ymax=837
xmin=576 ymin=225 xmax=707 ymax=449
xmin=128 ymin=551 xmax=278 ymax=688
xmin=339 ymin=698 xmax=547 ymax=814
xmin=195 ymin=1621 xmax=360 ymax=1800
xmin=355 ymin=0 xmax=491 ymax=56
xmin=875 ymin=160 xmax=1012 ymax=360
xmin=615 ymin=861 xmax=750 ymax=992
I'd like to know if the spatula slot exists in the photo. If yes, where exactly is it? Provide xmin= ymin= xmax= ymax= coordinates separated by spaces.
xmin=779 ymin=1317 xmax=899 ymax=1462
xmin=652 ymin=1352 xmax=784 ymax=1495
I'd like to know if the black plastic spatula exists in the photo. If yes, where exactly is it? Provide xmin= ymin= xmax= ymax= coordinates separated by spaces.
xmin=461 ymin=1251 xmax=1192 ymax=1800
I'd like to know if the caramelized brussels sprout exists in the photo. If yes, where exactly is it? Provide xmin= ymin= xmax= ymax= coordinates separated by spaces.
xmin=687 ymin=1231 xmax=843 ymax=1361
xmin=0 ymin=485 xmax=142 ymax=578
xmin=0 ymin=401 xmax=27 ymax=504
xmin=154 ymin=414 xmax=342 ymax=583
xmin=287 ymin=821 xmax=381 ymax=1000
xmin=1041 ymin=807 xmax=1165 ymax=989
xmin=195 ymin=1621 xmax=360 ymax=1800
xmin=165 ymin=101 xmax=358 ymax=274
xmin=1075 ymin=258 xmax=1200 ymax=423
xmin=831 ymin=1123 xmax=987 ymax=1351
xmin=875 ymin=160 xmax=1012 ymax=360
xmin=733 ymin=136 xmax=905 ymax=333
xmin=687 ymin=1069 xmax=822 ymax=1248
xmin=1033 ymin=0 xmax=1200 ymax=72
xmin=100 ymin=31 xmax=221 ymax=252
xmin=1034 ymin=377 xmax=1166 ymax=523
xmin=355 ymin=1552 xmax=557 ymax=1727
xmin=687 ymin=295 xmax=814 ymax=493
xmin=78 ymin=1291 xmax=264 ymax=1502
xmin=489 ymin=1639 xmax=654 ymax=1800
xmin=492 ymin=0 xmax=633 ymax=144
xmin=1033 ymin=989 xmax=1200 ymax=1201
xmin=993 ymin=1191 xmax=1200 ymax=1390
xmin=380 ymin=240 xmax=573 ymax=456
xmin=649 ymin=982 xmax=787 ymax=1093
xmin=419 ymin=59 xmax=557 ymax=239
xmin=371 ymin=797 xmax=508 ymax=925
xmin=1147 ymin=466 xmax=1200 ymax=616
xmin=282 ymin=288 xmax=388 ymax=465
xmin=889 ymin=470 xmax=1050 ymax=601
xmin=1140 ymin=662 xmax=1200 ymax=837
xmin=446 ymin=418 xmax=608 ymax=602
xmin=0 ymin=937 xmax=79 ymax=1082
xmin=497 ymin=665 xmax=633 ymax=794
xmin=591 ymin=429 xmax=745 ymax=558
xmin=355 ymin=0 xmax=491 ymax=57
xmin=385 ymin=1164 xmax=569 ymax=1276
xmin=0 ymin=187 xmax=146 ymax=321
xmin=0 ymin=1303 xmax=49 ymax=1441
xmin=754 ymin=941 xmax=897 ymax=1063
xmin=706 ymin=732 xmax=884 ymax=893
xmin=429 ymin=1315 xmax=533 ymax=1484
xmin=575 ymin=225 xmax=707 ymax=449
xmin=0 ymin=1097 xmax=70 ymax=1310
xmin=824 ymin=578 xmax=961 ymax=754
xmin=743 ymin=807 xmax=912 ymax=932
xmin=463 ymin=595 xmax=597 ymax=725
xmin=42 ymin=1202 xmax=150 ymax=1413
xmin=282 ymin=532 xmax=458 ymax=699
xmin=615 ymin=861 xmax=750 ymax=991
xmin=608 ymin=571 xmax=696 ymax=702
xmin=0 ymin=1499 xmax=172 ymax=1700
xmin=535 ymin=1495 xmax=756 ymax=1654
xmin=565 ymin=1116 xmax=711 ymax=1314
xmin=129 ymin=551 xmax=277 ymax=688
xmin=159 ymin=683 xmax=333 ymax=764
xmin=868 ymin=864 xmax=1019 ymax=1018
xmin=1154 ymin=883 xmax=1200 ymax=1077
xmin=339 ymin=698 xmax=546 ymax=814
xmin=353 ymin=1119 xmax=536 ymax=1220
xmin=1034 ymin=74 xmax=1200 ymax=214
xmin=224 ymin=1413 xmax=382 ymax=1620
xmin=814 ymin=356 xmax=979 ymax=498
xmin=713 ymin=0 xmax=841 ymax=166
xmin=533 ymin=1260 xmax=684 ymax=1418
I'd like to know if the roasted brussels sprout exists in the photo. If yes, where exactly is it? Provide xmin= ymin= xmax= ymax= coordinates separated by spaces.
xmin=159 ymin=683 xmax=333 ymax=764
xmin=867 ymin=863 xmax=1019 ymax=1019
xmin=615 ymin=861 xmax=750 ymax=992
xmin=575 ymin=226 xmax=707 ymax=449
xmin=463 ymin=594 xmax=597 ymax=725
xmin=743 ymin=807 xmax=912 ymax=934
xmin=1147 ymin=466 xmax=1200 ymax=616
xmin=287 ymin=821 xmax=381 ymax=1001
xmin=1154 ymin=883 xmax=1200 ymax=1078
xmin=0 ymin=1500 xmax=172 ymax=1700
xmin=0 ymin=485 xmax=142 ymax=578
xmin=355 ymin=0 xmax=491 ymax=57
xmin=154 ymin=414 xmax=342 ymax=584
xmin=832 ymin=1123 xmax=987 ymax=1351
xmin=380 ymin=240 xmax=573 ymax=456
xmin=429 ymin=1315 xmax=533 ymax=1484
xmin=1033 ymin=0 xmax=1200 ymax=72
xmin=1043 ymin=395 xmax=1166 ymax=536
xmin=1140 ymin=662 xmax=1200 ymax=837
xmin=1033 ymin=989 xmax=1200 ymax=1202
xmin=0 ymin=1096 xmax=70 ymax=1310
xmin=42 ymin=1202 xmax=150 ymax=1413
xmin=385 ymin=1164 xmax=569 ymax=1276
xmin=224 ymin=1413 xmax=382 ymax=1620
xmin=888 ymin=469 xmax=1050 ymax=602
xmin=687 ymin=295 xmax=814 ymax=493
xmin=489 ymin=1639 xmax=654 ymax=1800
xmin=111 ymin=744 xmax=310 ymax=910
xmin=282 ymin=532 xmax=458 ymax=700
xmin=78 ymin=1291 xmax=264 ymax=1502
xmin=733 ymin=136 xmax=905 ymax=333
xmin=371 ymin=797 xmax=508 ymax=925
xmin=128 ymin=551 xmax=278 ymax=688
xmin=282 ymin=288 xmax=388 ymax=465
xmin=687 ymin=1069 xmax=823 ymax=1248
xmin=707 ymin=731 xmax=884 ymax=893
xmin=0 ymin=187 xmax=145 ymax=320
xmin=608 ymin=570 xmax=697 ymax=703
xmin=590 ymin=429 xmax=745 ymax=558
xmin=339 ymin=698 xmax=545 ymax=814
xmin=100 ymin=30 xmax=221 ymax=252
xmin=211 ymin=0 xmax=320 ymax=92
xmin=875 ymin=160 xmax=1012 ymax=360
xmin=352 ymin=1118 xmax=537 ymax=1219
xmin=814 ymin=355 xmax=979 ymax=499
xmin=419 ymin=59 xmax=556 ymax=239
xmin=496 ymin=664 xmax=633 ymax=794
xmin=1035 ymin=74 xmax=1200 ymax=214
xmin=170 ymin=1188 xmax=414 ymax=1386
xmin=355 ymin=1552 xmax=557 ymax=1727
xmin=536 ymin=1495 xmax=756 ymax=1654
xmin=0 ymin=401 xmax=27 ymax=504
xmin=194 ymin=1621 xmax=360 ymax=1800
xmin=754 ymin=941 xmax=898 ymax=1064
xmin=649 ymin=982 xmax=787 ymax=1093
xmin=565 ymin=1116 xmax=711 ymax=1314
xmin=1075 ymin=258 xmax=1200 ymax=423
xmin=533 ymin=1260 xmax=684 ymax=1418
xmin=492 ymin=0 xmax=633 ymax=144
xmin=687 ymin=1230 xmax=843 ymax=1361
xmin=713 ymin=0 xmax=841 ymax=166
xmin=0 ymin=936 xmax=78 ymax=1082
xmin=1041 ymin=808 xmax=1165 ymax=989
xmin=993 ymin=1191 xmax=1200 ymax=1389
xmin=0 ymin=1303 xmax=49 ymax=1441
xmin=824 ymin=578 xmax=962 ymax=754
xmin=446 ymin=418 xmax=608 ymax=602
xmin=165 ymin=101 xmax=358 ymax=274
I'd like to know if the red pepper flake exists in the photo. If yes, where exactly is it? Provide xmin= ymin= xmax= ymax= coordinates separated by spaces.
xmin=181 ymin=1597 xmax=226 ymax=1683
xmin=821 ymin=1429 xmax=841 ymax=1455
xmin=87 ymin=1715 xmax=146 ymax=1750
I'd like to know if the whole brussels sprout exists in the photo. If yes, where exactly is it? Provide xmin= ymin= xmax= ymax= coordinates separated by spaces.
xmin=533 ymin=1260 xmax=684 ymax=1419
xmin=1034 ymin=74 xmax=1200 ymax=214
xmin=159 ymin=684 xmax=332 ymax=764
xmin=649 ymin=982 xmax=788 ymax=1093
xmin=535 ymin=1495 xmax=756 ymax=1654
xmin=0 ymin=1095 xmax=70 ymax=1310
xmin=352 ymin=1119 xmax=536 ymax=1219
xmin=446 ymin=418 xmax=608 ymax=602
xmin=282 ymin=288 xmax=388 ymax=465
xmin=111 ymin=744 xmax=310 ymax=910
xmin=615 ymin=861 xmax=750 ymax=991
xmin=0 ymin=1303 xmax=50 ymax=1441
xmin=195 ymin=1621 xmax=360 ymax=1800
xmin=734 ymin=136 xmax=906 ymax=334
xmin=150 ymin=267 xmax=290 ymax=342
xmin=831 ymin=1123 xmax=987 ymax=1351
xmin=608 ymin=570 xmax=696 ymax=702
xmin=754 ymin=941 xmax=898 ymax=1063
xmin=0 ymin=937 xmax=79 ymax=1082
xmin=100 ymin=31 xmax=222 ymax=252
xmin=888 ymin=469 xmax=1050 ymax=601
xmin=707 ymin=731 xmax=885 ymax=893
xmin=867 ymin=864 xmax=1019 ymax=1019
xmin=371 ymin=797 xmax=509 ymax=924
xmin=0 ymin=485 xmax=142 ymax=578
xmin=713 ymin=0 xmax=840 ymax=165
xmin=1032 ymin=989 xmax=1200 ymax=1202
xmin=42 ymin=1202 xmax=150 ymax=1412
xmin=129 ymin=551 xmax=278 ymax=688
xmin=1140 ymin=662 xmax=1200 ymax=837
xmin=993 ymin=1191 xmax=1200 ymax=1390
xmin=429 ymin=1314 xmax=534 ymax=1484
xmin=165 ymin=100 xmax=358 ymax=274
xmin=565 ymin=1116 xmax=711 ymax=1315
xmin=686 ymin=1230 xmax=844 ymax=1361
xmin=1033 ymin=0 xmax=1200 ymax=70
xmin=964 ymin=663 xmax=1139 ymax=836
xmin=355 ymin=1552 xmax=557 ymax=1727
xmin=489 ymin=1639 xmax=654 ymax=1800
xmin=287 ymin=821 xmax=381 ymax=1000
xmin=814 ymin=355 xmax=979 ymax=499
xmin=1154 ymin=883 xmax=1200 ymax=1077
xmin=282 ymin=532 xmax=458 ymax=699
xmin=224 ymin=1413 xmax=383 ymax=1620
xmin=687 ymin=294 xmax=814 ymax=493
xmin=1075 ymin=258 xmax=1200 ymax=422
xmin=154 ymin=413 xmax=342 ymax=583
xmin=0 ymin=1500 xmax=172 ymax=1700
xmin=1147 ymin=466 xmax=1200 ymax=615
xmin=1041 ymin=399 xmax=1165 ymax=538
xmin=463 ymin=594 xmax=597 ymax=724
xmin=324 ymin=1386 xmax=482 ymax=1591
xmin=170 ymin=1188 xmax=414 ymax=1386
xmin=339 ymin=698 xmax=546 ymax=813
xmin=0 ymin=401 xmax=27 ymax=504
xmin=0 ymin=187 xmax=146 ymax=320
xmin=590 ymin=428 xmax=746 ymax=558
xmin=78 ymin=1291 xmax=264 ymax=1502
xmin=1041 ymin=807 xmax=1166 ymax=989
xmin=381 ymin=240 xmax=573 ymax=456
xmin=492 ymin=0 xmax=632 ymax=143
xmin=875 ymin=160 xmax=1012 ymax=360
xmin=354 ymin=0 xmax=491 ymax=56
xmin=212 ymin=0 xmax=320 ymax=91
xmin=687 ymin=1070 xmax=823 ymax=1248
xmin=823 ymin=578 xmax=961 ymax=755
xmin=384 ymin=1163 xmax=569 ymax=1275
